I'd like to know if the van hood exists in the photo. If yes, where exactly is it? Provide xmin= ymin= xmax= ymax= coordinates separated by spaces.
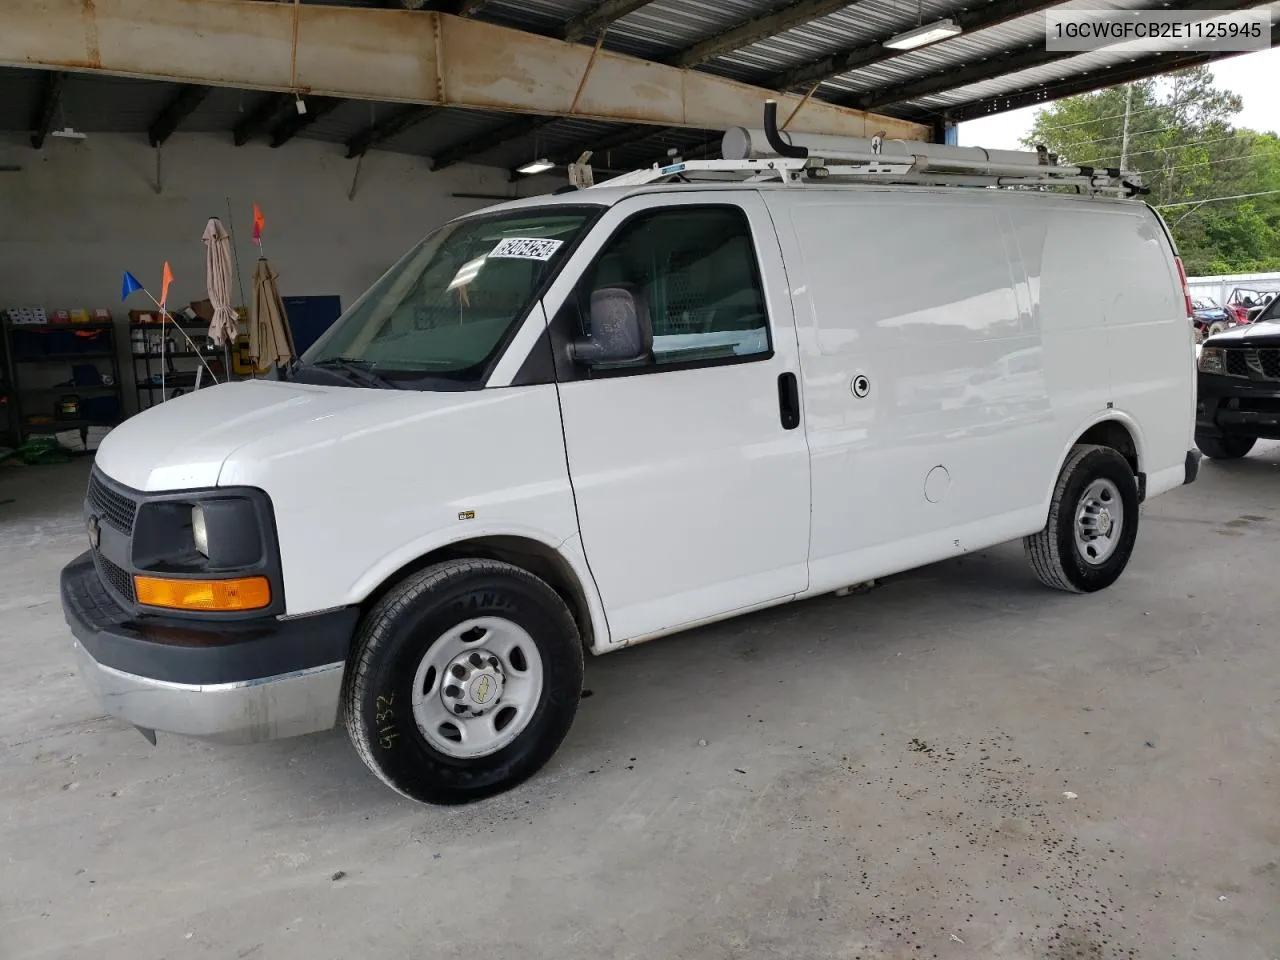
xmin=94 ymin=380 xmax=488 ymax=491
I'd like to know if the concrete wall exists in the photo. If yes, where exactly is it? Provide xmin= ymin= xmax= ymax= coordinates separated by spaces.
xmin=0 ymin=132 xmax=559 ymax=415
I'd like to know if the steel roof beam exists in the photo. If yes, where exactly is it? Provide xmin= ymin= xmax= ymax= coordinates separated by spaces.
xmin=671 ymin=0 xmax=854 ymax=68
xmin=769 ymin=0 xmax=1086 ymax=92
xmin=148 ymin=84 xmax=210 ymax=147
xmin=4 ymin=0 xmax=927 ymax=141
xmin=562 ymin=0 xmax=653 ymax=43
xmin=431 ymin=115 xmax=552 ymax=170
xmin=930 ymin=48 xmax=1260 ymax=123
xmin=346 ymin=104 xmax=439 ymax=158
xmin=269 ymin=96 xmax=342 ymax=147
xmin=549 ymin=123 xmax=670 ymax=165
xmin=233 ymin=93 xmax=291 ymax=145
xmin=29 ymin=71 xmax=67 ymax=150
xmin=856 ymin=0 xmax=1263 ymax=111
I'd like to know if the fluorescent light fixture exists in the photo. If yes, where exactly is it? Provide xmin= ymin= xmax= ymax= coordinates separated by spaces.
xmin=516 ymin=158 xmax=555 ymax=175
xmin=883 ymin=18 xmax=962 ymax=50
xmin=50 ymin=127 xmax=87 ymax=140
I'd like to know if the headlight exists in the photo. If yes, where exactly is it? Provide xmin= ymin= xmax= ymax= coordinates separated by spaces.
xmin=191 ymin=504 xmax=209 ymax=557
xmin=1199 ymin=347 xmax=1225 ymax=375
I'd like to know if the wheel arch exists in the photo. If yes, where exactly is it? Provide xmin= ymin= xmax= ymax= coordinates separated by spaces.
xmin=353 ymin=533 xmax=609 ymax=656
xmin=1045 ymin=413 xmax=1146 ymax=507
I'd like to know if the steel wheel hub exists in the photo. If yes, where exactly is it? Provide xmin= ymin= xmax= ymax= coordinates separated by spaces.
xmin=1074 ymin=478 xmax=1124 ymax=565
xmin=409 ymin=617 xmax=544 ymax=760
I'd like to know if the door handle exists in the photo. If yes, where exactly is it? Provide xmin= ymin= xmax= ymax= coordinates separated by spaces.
xmin=777 ymin=372 xmax=800 ymax=430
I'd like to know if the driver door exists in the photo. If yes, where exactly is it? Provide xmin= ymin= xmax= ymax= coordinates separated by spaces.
xmin=542 ymin=192 xmax=811 ymax=645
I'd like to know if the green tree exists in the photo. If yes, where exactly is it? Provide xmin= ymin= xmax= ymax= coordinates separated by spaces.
xmin=1021 ymin=66 xmax=1280 ymax=275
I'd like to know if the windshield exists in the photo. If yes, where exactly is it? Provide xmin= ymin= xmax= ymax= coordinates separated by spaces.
xmin=301 ymin=207 xmax=596 ymax=387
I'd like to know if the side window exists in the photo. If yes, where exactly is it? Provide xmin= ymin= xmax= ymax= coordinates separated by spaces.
xmin=575 ymin=205 xmax=772 ymax=369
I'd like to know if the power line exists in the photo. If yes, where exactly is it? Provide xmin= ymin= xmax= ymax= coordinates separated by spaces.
xmin=1156 ymin=188 xmax=1280 ymax=209
xmin=1091 ymin=133 xmax=1245 ymax=164
xmin=1166 ymin=149 xmax=1271 ymax=175
xmin=1037 ymin=91 xmax=1221 ymax=132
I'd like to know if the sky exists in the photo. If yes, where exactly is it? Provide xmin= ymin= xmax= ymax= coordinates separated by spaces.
xmin=958 ymin=47 xmax=1280 ymax=150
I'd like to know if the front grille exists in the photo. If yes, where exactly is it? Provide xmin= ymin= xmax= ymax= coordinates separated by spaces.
xmin=1222 ymin=348 xmax=1280 ymax=381
xmin=87 ymin=469 xmax=138 ymax=535
xmin=94 ymin=550 xmax=135 ymax=604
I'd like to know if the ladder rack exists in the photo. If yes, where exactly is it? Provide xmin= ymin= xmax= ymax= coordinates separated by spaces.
xmin=589 ymin=101 xmax=1147 ymax=200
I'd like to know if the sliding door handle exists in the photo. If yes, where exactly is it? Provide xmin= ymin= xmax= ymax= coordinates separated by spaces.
xmin=777 ymin=372 xmax=800 ymax=430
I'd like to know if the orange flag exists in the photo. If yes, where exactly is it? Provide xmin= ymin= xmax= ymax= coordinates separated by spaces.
xmin=252 ymin=204 xmax=265 ymax=245
xmin=160 ymin=261 xmax=174 ymax=308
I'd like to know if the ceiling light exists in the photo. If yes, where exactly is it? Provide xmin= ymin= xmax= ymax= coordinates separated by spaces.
xmin=517 ymin=158 xmax=555 ymax=175
xmin=50 ymin=127 xmax=87 ymax=140
xmin=883 ymin=18 xmax=962 ymax=50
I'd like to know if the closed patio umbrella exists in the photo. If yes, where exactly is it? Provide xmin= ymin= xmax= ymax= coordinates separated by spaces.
xmin=250 ymin=257 xmax=296 ymax=372
xmin=202 ymin=218 xmax=239 ymax=347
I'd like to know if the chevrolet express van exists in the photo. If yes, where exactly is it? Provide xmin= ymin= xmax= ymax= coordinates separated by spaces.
xmin=61 ymin=123 xmax=1199 ymax=804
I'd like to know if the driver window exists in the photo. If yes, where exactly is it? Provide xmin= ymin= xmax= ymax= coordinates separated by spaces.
xmin=576 ymin=205 xmax=772 ymax=368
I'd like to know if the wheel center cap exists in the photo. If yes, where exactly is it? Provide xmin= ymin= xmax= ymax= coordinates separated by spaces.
xmin=1098 ymin=510 xmax=1112 ymax=536
xmin=441 ymin=650 xmax=505 ymax=717
xmin=470 ymin=672 xmax=499 ymax=706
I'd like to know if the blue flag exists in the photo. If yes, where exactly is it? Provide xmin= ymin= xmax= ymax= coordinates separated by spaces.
xmin=121 ymin=271 xmax=144 ymax=302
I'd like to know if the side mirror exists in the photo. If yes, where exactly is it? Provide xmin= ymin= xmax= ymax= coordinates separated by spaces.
xmin=570 ymin=286 xmax=652 ymax=365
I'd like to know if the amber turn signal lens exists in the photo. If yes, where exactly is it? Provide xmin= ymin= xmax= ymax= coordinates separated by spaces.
xmin=134 ymin=575 xmax=271 ymax=612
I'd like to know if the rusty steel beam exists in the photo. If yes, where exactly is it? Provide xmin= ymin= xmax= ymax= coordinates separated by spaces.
xmin=1 ymin=0 xmax=926 ymax=140
xmin=671 ymin=0 xmax=853 ymax=69
xmin=29 ymin=70 xmax=67 ymax=149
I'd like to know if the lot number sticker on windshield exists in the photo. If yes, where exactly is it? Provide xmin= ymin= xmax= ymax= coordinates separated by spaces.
xmin=489 ymin=237 xmax=564 ymax=261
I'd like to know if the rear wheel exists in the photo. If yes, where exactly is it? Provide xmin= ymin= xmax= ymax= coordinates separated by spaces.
xmin=1024 ymin=444 xmax=1140 ymax=594
xmin=1195 ymin=434 xmax=1256 ymax=460
xmin=343 ymin=559 xmax=583 ymax=805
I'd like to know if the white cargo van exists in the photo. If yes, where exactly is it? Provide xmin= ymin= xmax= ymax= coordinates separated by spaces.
xmin=62 ymin=108 xmax=1199 ymax=804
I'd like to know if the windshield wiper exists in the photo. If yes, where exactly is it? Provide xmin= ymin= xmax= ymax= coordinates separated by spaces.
xmin=306 ymin=357 xmax=403 ymax=389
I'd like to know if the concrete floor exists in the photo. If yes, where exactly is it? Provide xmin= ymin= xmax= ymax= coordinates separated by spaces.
xmin=3 ymin=451 xmax=1280 ymax=960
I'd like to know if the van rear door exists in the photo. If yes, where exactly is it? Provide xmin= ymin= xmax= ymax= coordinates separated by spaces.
xmin=541 ymin=191 xmax=811 ymax=644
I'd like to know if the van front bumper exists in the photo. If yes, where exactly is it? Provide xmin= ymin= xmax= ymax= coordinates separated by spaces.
xmin=61 ymin=551 xmax=359 ymax=745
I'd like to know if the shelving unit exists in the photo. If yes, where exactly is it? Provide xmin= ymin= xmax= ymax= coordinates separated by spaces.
xmin=131 ymin=320 xmax=230 ymax=410
xmin=1 ymin=321 xmax=125 ymax=446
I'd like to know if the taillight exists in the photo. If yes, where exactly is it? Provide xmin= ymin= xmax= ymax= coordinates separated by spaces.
xmin=1174 ymin=256 xmax=1194 ymax=318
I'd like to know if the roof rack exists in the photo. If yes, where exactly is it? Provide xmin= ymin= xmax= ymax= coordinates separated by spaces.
xmin=591 ymin=101 xmax=1148 ymax=200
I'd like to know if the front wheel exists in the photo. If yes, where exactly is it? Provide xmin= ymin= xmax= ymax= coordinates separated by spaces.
xmin=1196 ymin=434 xmax=1255 ymax=460
xmin=1207 ymin=321 xmax=1230 ymax=336
xmin=1024 ymin=444 xmax=1140 ymax=594
xmin=343 ymin=559 xmax=583 ymax=805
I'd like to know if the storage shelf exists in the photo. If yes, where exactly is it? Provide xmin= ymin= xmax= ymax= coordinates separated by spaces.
xmin=131 ymin=351 xmax=218 ymax=360
xmin=19 ymin=385 xmax=119 ymax=395
xmin=15 ymin=352 xmax=115 ymax=362
xmin=5 ymin=322 xmax=114 ymax=331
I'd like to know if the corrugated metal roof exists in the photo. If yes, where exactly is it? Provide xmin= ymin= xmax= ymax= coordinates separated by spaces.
xmin=2 ymin=0 xmax=1267 ymax=170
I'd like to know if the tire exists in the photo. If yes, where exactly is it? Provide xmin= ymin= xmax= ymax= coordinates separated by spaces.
xmin=343 ymin=559 xmax=583 ymax=805
xmin=1207 ymin=321 xmax=1229 ymax=336
xmin=1195 ymin=434 xmax=1256 ymax=460
xmin=1024 ymin=444 xmax=1140 ymax=594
